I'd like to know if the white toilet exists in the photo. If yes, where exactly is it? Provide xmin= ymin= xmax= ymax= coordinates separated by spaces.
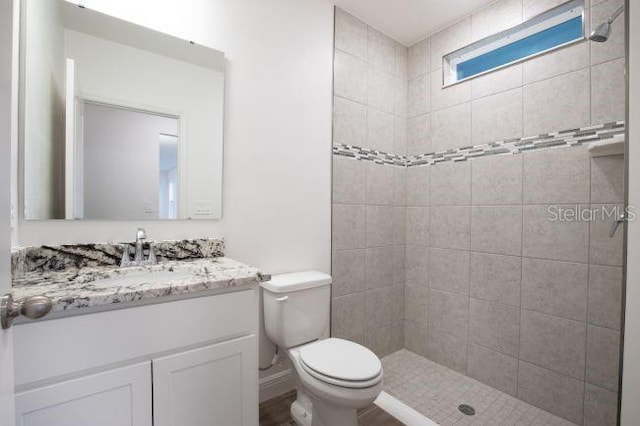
xmin=261 ymin=271 xmax=383 ymax=426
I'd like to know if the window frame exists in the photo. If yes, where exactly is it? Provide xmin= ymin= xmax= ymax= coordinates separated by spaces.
xmin=441 ymin=0 xmax=585 ymax=87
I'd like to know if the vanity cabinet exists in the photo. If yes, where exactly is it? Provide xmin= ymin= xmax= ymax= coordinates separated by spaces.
xmin=13 ymin=288 xmax=259 ymax=426
xmin=153 ymin=336 xmax=256 ymax=426
xmin=15 ymin=362 xmax=152 ymax=426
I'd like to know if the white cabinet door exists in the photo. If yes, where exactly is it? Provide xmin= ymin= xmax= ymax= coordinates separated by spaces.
xmin=153 ymin=335 xmax=258 ymax=426
xmin=15 ymin=362 xmax=152 ymax=426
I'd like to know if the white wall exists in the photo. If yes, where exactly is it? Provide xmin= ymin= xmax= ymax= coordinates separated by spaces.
xmin=0 ymin=1 xmax=18 ymax=424
xmin=82 ymin=103 xmax=176 ymax=220
xmin=64 ymin=28 xmax=224 ymax=220
xmin=21 ymin=0 xmax=66 ymax=220
xmin=621 ymin=0 xmax=639 ymax=423
xmin=17 ymin=0 xmax=334 ymax=277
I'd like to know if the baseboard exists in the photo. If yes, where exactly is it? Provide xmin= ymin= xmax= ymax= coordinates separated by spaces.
xmin=259 ymin=368 xmax=295 ymax=403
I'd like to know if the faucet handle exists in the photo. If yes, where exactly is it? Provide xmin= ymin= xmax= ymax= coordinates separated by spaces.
xmin=120 ymin=245 xmax=131 ymax=267
xmin=147 ymin=244 xmax=157 ymax=265
xmin=136 ymin=228 xmax=147 ymax=240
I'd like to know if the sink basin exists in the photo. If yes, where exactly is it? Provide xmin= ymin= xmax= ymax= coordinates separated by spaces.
xmin=90 ymin=270 xmax=194 ymax=288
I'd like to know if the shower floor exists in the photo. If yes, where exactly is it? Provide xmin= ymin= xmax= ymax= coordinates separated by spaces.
xmin=382 ymin=350 xmax=578 ymax=426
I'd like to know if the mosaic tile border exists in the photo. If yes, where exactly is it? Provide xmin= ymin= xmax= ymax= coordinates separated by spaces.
xmin=333 ymin=121 xmax=625 ymax=167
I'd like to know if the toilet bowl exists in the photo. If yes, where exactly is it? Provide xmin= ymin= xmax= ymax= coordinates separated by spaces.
xmin=260 ymin=271 xmax=384 ymax=426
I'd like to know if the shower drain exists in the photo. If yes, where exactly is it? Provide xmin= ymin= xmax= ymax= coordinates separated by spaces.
xmin=458 ymin=404 xmax=476 ymax=416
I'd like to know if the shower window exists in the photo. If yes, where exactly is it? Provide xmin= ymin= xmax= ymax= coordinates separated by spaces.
xmin=442 ymin=0 xmax=584 ymax=86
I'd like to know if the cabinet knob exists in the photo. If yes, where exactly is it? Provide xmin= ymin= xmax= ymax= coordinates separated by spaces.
xmin=1 ymin=294 xmax=53 ymax=329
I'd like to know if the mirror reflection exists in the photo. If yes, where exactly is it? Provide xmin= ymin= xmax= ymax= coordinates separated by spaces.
xmin=21 ymin=0 xmax=225 ymax=220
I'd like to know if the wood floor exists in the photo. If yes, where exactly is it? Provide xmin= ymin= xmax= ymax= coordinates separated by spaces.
xmin=259 ymin=390 xmax=404 ymax=426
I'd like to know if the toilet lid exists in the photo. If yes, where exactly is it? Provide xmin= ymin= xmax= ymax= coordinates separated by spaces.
xmin=299 ymin=338 xmax=382 ymax=382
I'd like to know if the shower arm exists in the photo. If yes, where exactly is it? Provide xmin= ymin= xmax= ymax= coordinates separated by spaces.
xmin=608 ymin=5 xmax=624 ymax=24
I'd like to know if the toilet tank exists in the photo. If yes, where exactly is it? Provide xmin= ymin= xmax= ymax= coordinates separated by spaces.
xmin=261 ymin=271 xmax=332 ymax=349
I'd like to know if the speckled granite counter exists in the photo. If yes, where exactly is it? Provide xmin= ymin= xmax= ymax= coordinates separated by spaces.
xmin=11 ymin=239 xmax=266 ymax=315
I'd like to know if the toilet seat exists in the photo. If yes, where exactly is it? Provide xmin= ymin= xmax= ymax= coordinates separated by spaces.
xmin=298 ymin=338 xmax=383 ymax=389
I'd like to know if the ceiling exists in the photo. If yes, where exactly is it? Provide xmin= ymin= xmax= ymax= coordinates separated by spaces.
xmin=333 ymin=0 xmax=498 ymax=46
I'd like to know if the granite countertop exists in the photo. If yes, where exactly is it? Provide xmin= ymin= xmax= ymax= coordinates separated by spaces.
xmin=11 ymin=257 xmax=264 ymax=314
xmin=10 ymin=239 xmax=266 ymax=316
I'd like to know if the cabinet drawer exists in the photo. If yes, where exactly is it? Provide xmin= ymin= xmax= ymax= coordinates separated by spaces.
xmin=15 ymin=362 xmax=152 ymax=426
xmin=14 ymin=288 xmax=257 ymax=387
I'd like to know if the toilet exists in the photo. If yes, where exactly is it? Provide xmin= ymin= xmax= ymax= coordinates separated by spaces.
xmin=261 ymin=271 xmax=383 ymax=426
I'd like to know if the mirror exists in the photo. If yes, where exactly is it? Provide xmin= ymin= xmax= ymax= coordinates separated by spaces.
xmin=20 ymin=0 xmax=225 ymax=220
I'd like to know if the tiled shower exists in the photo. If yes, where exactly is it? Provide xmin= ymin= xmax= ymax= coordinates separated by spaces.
xmin=331 ymin=0 xmax=625 ymax=424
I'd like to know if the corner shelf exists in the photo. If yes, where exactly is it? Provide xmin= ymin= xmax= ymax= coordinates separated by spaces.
xmin=588 ymin=135 xmax=625 ymax=157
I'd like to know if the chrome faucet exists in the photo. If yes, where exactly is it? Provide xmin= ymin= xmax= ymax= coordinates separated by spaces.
xmin=134 ymin=228 xmax=147 ymax=263
xmin=120 ymin=228 xmax=157 ymax=267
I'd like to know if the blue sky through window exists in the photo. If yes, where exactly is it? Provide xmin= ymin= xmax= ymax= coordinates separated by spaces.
xmin=456 ymin=16 xmax=583 ymax=81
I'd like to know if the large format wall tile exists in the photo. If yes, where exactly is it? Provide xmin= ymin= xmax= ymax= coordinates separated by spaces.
xmin=469 ymin=252 xmax=521 ymax=307
xmin=406 ymin=166 xmax=430 ymax=206
xmin=334 ymin=8 xmax=367 ymax=60
xmin=586 ymin=324 xmax=620 ymax=391
xmin=332 ymin=293 xmax=365 ymax=344
xmin=471 ymin=206 xmax=522 ymax=255
xmin=523 ymin=41 xmax=589 ymax=85
xmin=426 ymin=330 xmax=468 ymax=374
xmin=470 ymin=64 xmax=522 ymax=99
xmin=367 ymin=27 xmax=396 ymax=74
xmin=590 ymin=204 xmax=624 ymax=266
xmin=365 ymin=321 xmax=404 ymax=357
xmin=333 ymin=156 xmax=365 ymax=204
xmin=428 ymin=289 xmax=469 ymax=339
xmin=523 ymin=146 xmax=590 ymax=204
xmin=517 ymin=360 xmax=585 ymax=425
xmin=430 ymin=205 xmax=471 ymax=250
xmin=523 ymin=69 xmax=590 ymax=136
xmin=584 ymin=383 xmax=619 ymax=426
xmin=333 ymin=96 xmax=366 ymax=147
xmin=365 ymin=285 xmax=405 ymax=328
xmin=334 ymin=49 xmax=368 ymax=103
xmin=405 ymin=320 xmax=428 ymax=357
xmin=405 ymin=283 xmax=429 ymax=325
xmin=521 ymin=258 xmax=588 ymax=322
xmin=408 ymin=38 xmax=430 ymax=80
xmin=333 ymin=204 xmax=365 ymax=250
xmin=406 ymin=207 xmax=430 ymax=246
xmin=428 ymin=248 xmax=470 ymax=295
xmin=395 ymin=43 xmax=408 ymax=78
xmin=469 ymin=298 xmax=520 ymax=356
xmin=430 ymin=161 xmax=471 ymax=205
xmin=408 ymin=74 xmax=430 ymax=117
xmin=365 ymin=162 xmax=395 ymax=205
xmin=520 ymin=310 xmax=587 ymax=380
xmin=591 ymin=155 xmax=625 ymax=204
xmin=368 ymin=65 xmax=397 ymax=114
xmin=522 ymin=204 xmax=589 ymax=263
xmin=588 ymin=265 xmax=623 ymax=329
xmin=471 ymin=0 xmax=522 ymax=40
xmin=406 ymin=245 xmax=428 ymax=285
xmin=591 ymin=58 xmax=626 ymax=124
xmin=332 ymin=249 xmax=365 ymax=297
xmin=430 ymin=17 xmax=471 ymax=72
xmin=407 ymin=114 xmax=431 ymax=156
xmin=366 ymin=108 xmax=395 ymax=153
xmin=471 ymin=88 xmax=523 ymax=145
xmin=366 ymin=206 xmax=396 ymax=247
xmin=430 ymin=102 xmax=472 ymax=152
xmin=467 ymin=343 xmax=518 ymax=396
xmin=471 ymin=155 xmax=523 ymax=205
xmin=431 ymin=69 xmax=470 ymax=111
xmin=365 ymin=246 xmax=396 ymax=290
